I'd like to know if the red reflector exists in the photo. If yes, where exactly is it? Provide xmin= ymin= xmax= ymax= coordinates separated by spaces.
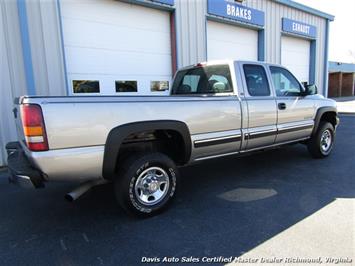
xmin=22 ymin=104 xmax=43 ymax=126
xmin=27 ymin=142 xmax=48 ymax=151
xmin=21 ymin=104 xmax=49 ymax=151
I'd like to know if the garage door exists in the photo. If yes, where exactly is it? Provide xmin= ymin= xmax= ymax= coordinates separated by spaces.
xmin=281 ymin=36 xmax=310 ymax=84
xmin=207 ymin=20 xmax=258 ymax=61
xmin=60 ymin=0 xmax=172 ymax=95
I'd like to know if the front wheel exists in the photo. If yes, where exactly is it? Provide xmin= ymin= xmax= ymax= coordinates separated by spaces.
xmin=307 ymin=122 xmax=335 ymax=158
xmin=114 ymin=152 xmax=179 ymax=218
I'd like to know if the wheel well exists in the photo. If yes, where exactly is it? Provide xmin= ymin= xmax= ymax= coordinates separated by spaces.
xmin=117 ymin=129 xmax=187 ymax=168
xmin=103 ymin=120 xmax=191 ymax=180
xmin=320 ymin=111 xmax=337 ymax=128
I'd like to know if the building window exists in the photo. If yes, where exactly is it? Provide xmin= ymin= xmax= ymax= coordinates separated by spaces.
xmin=115 ymin=81 xmax=138 ymax=92
xmin=73 ymin=80 xmax=100 ymax=93
xmin=151 ymin=81 xmax=169 ymax=92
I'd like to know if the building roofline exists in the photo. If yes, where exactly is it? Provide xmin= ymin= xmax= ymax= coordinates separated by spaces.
xmin=274 ymin=0 xmax=335 ymax=21
xmin=329 ymin=61 xmax=355 ymax=73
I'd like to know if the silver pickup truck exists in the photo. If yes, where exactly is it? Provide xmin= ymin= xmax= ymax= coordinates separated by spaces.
xmin=7 ymin=60 xmax=339 ymax=217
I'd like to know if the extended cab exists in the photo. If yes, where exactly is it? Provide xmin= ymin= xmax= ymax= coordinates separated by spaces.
xmin=7 ymin=60 xmax=339 ymax=217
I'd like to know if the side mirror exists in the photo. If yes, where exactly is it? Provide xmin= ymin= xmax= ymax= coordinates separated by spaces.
xmin=305 ymin=84 xmax=318 ymax=95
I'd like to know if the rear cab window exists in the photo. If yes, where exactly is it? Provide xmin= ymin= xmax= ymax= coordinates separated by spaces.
xmin=172 ymin=64 xmax=233 ymax=95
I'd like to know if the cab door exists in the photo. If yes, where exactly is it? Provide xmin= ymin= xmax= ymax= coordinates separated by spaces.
xmin=241 ymin=64 xmax=277 ymax=150
xmin=268 ymin=66 xmax=315 ymax=143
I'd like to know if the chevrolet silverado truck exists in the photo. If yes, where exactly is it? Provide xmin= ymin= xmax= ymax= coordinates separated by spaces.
xmin=6 ymin=60 xmax=339 ymax=217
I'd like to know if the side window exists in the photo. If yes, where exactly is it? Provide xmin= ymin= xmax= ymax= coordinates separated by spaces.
xmin=270 ymin=67 xmax=303 ymax=97
xmin=172 ymin=65 xmax=233 ymax=95
xmin=243 ymin=65 xmax=270 ymax=97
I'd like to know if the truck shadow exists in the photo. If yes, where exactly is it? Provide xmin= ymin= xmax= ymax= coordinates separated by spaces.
xmin=1 ymin=116 xmax=354 ymax=265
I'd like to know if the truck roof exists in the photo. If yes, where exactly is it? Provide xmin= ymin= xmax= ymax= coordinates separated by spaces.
xmin=179 ymin=60 xmax=284 ymax=71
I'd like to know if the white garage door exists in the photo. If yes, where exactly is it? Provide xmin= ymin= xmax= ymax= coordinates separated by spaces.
xmin=207 ymin=20 xmax=258 ymax=61
xmin=60 ymin=0 xmax=172 ymax=95
xmin=281 ymin=36 xmax=310 ymax=84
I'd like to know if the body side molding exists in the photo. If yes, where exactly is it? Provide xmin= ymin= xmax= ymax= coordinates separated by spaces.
xmin=194 ymin=134 xmax=241 ymax=148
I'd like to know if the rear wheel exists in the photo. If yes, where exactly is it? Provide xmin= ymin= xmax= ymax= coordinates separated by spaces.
xmin=307 ymin=122 xmax=335 ymax=158
xmin=114 ymin=152 xmax=179 ymax=217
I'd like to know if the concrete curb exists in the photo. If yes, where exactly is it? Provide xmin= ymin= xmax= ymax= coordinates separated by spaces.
xmin=333 ymin=97 xmax=355 ymax=102
xmin=339 ymin=112 xmax=355 ymax=116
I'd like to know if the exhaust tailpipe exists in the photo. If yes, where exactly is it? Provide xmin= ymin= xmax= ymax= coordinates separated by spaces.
xmin=65 ymin=179 xmax=108 ymax=202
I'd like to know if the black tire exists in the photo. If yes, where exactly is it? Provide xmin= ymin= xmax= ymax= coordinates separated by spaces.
xmin=114 ymin=152 xmax=179 ymax=218
xmin=307 ymin=122 xmax=335 ymax=158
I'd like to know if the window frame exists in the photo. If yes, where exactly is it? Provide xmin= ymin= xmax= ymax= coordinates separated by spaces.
xmin=269 ymin=66 xmax=305 ymax=98
xmin=242 ymin=64 xmax=273 ymax=98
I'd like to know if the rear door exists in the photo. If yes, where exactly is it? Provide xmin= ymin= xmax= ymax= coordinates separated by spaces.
xmin=241 ymin=64 xmax=277 ymax=150
xmin=172 ymin=64 xmax=243 ymax=161
xmin=268 ymin=66 xmax=315 ymax=143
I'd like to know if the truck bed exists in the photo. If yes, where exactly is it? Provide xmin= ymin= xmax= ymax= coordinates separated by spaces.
xmin=18 ymin=95 xmax=242 ymax=150
xmin=15 ymin=95 xmax=242 ymax=181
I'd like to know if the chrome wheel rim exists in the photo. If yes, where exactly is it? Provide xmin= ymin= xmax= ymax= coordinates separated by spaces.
xmin=320 ymin=129 xmax=332 ymax=153
xmin=134 ymin=167 xmax=170 ymax=206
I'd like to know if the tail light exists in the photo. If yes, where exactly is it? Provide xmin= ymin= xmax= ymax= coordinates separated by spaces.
xmin=21 ymin=104 xmax=49 ymax=151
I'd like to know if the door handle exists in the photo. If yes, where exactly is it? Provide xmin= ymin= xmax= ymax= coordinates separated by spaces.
xmin=278 ymin=103 xmax=286 ymax=110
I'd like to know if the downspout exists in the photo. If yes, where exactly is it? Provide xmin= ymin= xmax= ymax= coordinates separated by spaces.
xmin=17 ymin=0 xmax=36 ymax=95
xmin=323 ymin=19 xmax=330 ymax=97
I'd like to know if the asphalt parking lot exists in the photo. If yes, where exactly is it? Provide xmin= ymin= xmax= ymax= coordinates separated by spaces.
xmin=0 ymin=115 xmax=354 ymax=266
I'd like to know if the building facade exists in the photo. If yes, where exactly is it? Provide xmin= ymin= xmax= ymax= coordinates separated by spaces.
xmin=0 ymin=0 xmax=334 ymax=166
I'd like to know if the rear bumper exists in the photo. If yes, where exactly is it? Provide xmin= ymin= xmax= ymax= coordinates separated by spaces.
xmin=6 ymin=142 xmax=45 ymax=188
